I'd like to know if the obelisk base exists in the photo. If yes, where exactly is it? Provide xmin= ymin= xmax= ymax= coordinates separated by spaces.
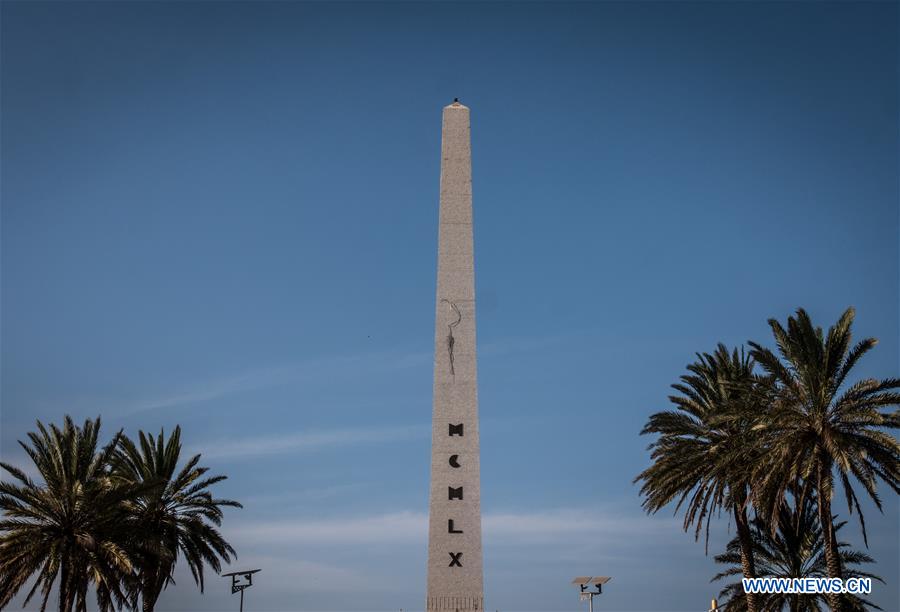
xmin=426 ymin=596 xmax=484 ymax=612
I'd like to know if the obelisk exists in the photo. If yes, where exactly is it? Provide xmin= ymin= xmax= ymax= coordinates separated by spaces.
xmin=426 ymin=99 xmax=484 ymax=612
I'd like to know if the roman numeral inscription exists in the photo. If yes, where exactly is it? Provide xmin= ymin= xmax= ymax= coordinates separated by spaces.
xmin=426 ymin=100 xmax=483 ymax=611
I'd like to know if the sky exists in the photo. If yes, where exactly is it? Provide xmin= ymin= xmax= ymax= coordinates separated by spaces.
xmin=1 ymin=1 xmax=898 ymax=611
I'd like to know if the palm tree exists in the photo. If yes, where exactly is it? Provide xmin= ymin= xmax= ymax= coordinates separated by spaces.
xmin=636 ymin=344 xmax=764 ymax=612
xmin=712 ymin=494 xmax=882 ymax=611
xmin=748 ymin=308 xmax=900 ymax=610
xmin=112 ymin=426 xmax=242 ymax=612
xmin=0 ymin=416 xmax=135 ymax=612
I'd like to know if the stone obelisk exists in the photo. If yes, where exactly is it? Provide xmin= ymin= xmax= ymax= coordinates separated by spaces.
xmin=426 ymin=99 xmax=483 ymax=612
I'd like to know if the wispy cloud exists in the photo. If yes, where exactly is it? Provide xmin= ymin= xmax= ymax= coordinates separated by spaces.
xmin=229 ymin=507 xmax=680 ymax=548
xmin=232 ymin=511 xmax=427 ymax=546
xmin=212 ymin=555 xmax=389 ymax=592
xmin=121 ymin=330 xmax=588 ymax=416
xmin=190 ymin=424 xmax=429 ymax=460
xmin=483 ymin=508 xmax=674 ymax=542
xmin=123 ymin=348 xmax=432 ymax=415
xmin=239 ymin=482 xmax=371 ymax=506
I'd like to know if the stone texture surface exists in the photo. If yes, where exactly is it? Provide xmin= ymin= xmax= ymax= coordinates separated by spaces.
xmin=426 ymin=101 xmax=484 ymax=612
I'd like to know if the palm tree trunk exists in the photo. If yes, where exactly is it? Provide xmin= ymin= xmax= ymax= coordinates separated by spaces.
xmin=58 ymin=556 xmax=74 ymax=612
xmin=816 ymin=461 xmax=843 ymax=612
xmin=790 ymin=494 xmax=804 ymax=612
xmin=58 ymin=558 xmax=69 ymax=612
xmin=142 ymin=571 xmax=160 ymax=612
xmin=142 ymin=591 xmax=159 ymax=612
xmin=733 ymin=502 xmax=758 ymax=612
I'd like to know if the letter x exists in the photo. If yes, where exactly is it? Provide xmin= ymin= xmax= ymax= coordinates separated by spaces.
xmin=449 ymin=552 xmax=462 ymax=567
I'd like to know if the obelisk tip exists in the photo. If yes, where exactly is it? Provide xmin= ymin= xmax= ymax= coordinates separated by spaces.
xmin=445 ymin=97 xmax=469 ymax=110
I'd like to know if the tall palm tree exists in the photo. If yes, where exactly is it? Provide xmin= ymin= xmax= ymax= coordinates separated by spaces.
xmin=636 ymin=344 xmax=764 ymax=612
xmin=712 ymin=494 xmax=882 ymax=612
xmin=112 ymin=426 xmax=242 ymax=612
xmin=748 ymin=308 xmax=900 ymax=611
xmin=0 ymin=416 xmax=134 ymax=612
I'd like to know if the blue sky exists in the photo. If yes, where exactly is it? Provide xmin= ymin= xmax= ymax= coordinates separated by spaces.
xmin=1 ymin=2 xmax=897 ymax=611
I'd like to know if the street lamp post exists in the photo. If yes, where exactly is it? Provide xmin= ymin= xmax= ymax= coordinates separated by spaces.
xmin=571 ymin=576 xmax=611 ymax=612
xmin=222 ymin=569 xmax=261 ymax=612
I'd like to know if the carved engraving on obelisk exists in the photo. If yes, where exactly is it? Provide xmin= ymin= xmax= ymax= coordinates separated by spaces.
xmin=426 ymin=99 xmax=484 ymax=612
xmin=441 ymin=299 xmax=462 ymax=375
